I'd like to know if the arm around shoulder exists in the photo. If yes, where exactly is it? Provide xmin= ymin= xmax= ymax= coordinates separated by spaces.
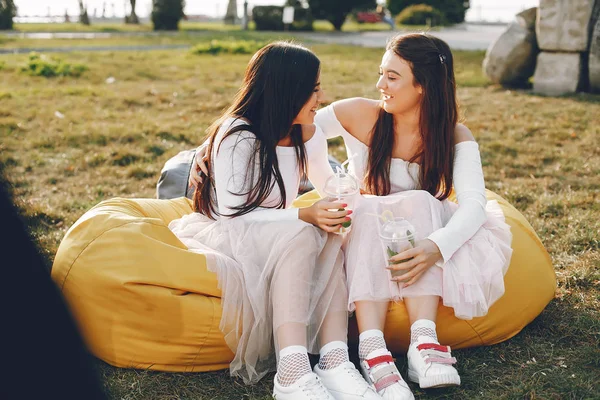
xmin=454 ymin=123 xmax=475 ymax=144
xmin=315 ymin=97 xmax=378 ymax=139
xmin=330 ymin=97 xmax=380 ymax=132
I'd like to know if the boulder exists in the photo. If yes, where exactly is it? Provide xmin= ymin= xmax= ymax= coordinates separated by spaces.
xmin=536 ymin=0 xmax=597 ymax=51
xmin=516 ymin=6 xmax=538 ymax=30
xmin=533 ymin=52 xmax=583 ymax=95
xmin=590 ymin=18 xmax=600 ymax=92
xmin=483 ymin=8 xmax=538 ymax=85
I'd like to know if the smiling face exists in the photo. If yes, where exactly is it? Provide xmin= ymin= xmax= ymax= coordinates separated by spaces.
xmin=376 ymin=50 xmax=422 ymax=115
xmin=292 ymin=72 xmax=323 ymax=125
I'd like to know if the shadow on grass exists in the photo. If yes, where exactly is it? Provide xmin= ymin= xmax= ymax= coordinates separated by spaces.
xmin=559 ymin=92 xmax=600 ymax=104
xmin=489 ymin=85 xmax=600 ymax=104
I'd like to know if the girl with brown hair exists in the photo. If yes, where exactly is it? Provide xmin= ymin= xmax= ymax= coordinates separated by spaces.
xmin=315 ymin=33 xmax=512 ymax=399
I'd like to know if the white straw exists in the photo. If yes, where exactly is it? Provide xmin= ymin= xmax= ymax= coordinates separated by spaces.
xmin=341 ymin=154 xmax=357 ymax=172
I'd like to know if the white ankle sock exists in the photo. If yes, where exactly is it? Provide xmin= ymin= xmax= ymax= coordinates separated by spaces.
xmin=318 ymin=340 xmax=349 ymax=370
xmin=277 ymin=345 xmax=312 ymax=387
xmin=358 ymin=329 xmax=387 ymax=360
xmin=410 ymin=319 xmax=438 ymax=344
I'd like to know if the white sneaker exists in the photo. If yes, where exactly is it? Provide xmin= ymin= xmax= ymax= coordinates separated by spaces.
xmin=407 ymin=336 xmax=461 ymax=389
xmin=273 ymin=372 xmax=335 ymax=400
xmin=360 ymin=349 xmax=414 ymax=400
xmin=314 ymin=361 xmax=382 ymax=400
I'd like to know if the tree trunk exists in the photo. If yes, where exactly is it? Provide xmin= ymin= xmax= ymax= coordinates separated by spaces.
xmin=0 ymin=0 xmax=16 ymax=30
xmin=127 ymin=0 xmax=139 ymax=24
xmin=331 ymin=13 xmax=346 ymax=31
xmin=224 ymin=0 xmax=238 ymax=25
xmin=78 ymin=0 xmax=90 ymax=25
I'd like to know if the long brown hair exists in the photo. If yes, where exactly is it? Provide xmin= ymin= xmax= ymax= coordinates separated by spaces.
xmin=365 ymin=33 xmax=457 ymax=200
xmin=194 ymin=42 xmax=320 ymax=218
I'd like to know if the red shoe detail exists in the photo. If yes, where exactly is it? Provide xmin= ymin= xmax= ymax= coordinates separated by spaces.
xmin=365 ymin=354 xmax=395 ymax=368
xmin=416 ymin=343 xmax=450 ymax=353
xmin=373 ymin=374 xmax=401 ymax=392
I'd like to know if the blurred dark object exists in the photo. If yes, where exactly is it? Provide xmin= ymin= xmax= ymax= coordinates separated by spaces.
xmin=253 ymin=4 xmax=314 ymax=31
xmin=152 ymin=0 xmax=185 ymax=30
xmin=0 ymin=0 xmax=16 ymax=30
xmin=308 ymin=0 xmax=377 ymax=31
xmin=0 ymin=176 xmax=107 ymax=400
xmin=386 ymin=0 xmax=469 ymax=24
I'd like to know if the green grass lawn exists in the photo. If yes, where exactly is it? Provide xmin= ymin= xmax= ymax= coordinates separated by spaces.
xmin=0 ymin=30 xmax=316 ymax=51
xmin=11 ymin=21 xmax=249 ymax=33
xmin=0 ymin=34 xmax=598 ymax=399
xmin=10 ymin=19 xmax=426 ymax=33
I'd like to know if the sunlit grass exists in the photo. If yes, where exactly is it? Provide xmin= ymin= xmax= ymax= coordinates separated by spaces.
xmin=0 ymin=41 xmax=598 ymax=399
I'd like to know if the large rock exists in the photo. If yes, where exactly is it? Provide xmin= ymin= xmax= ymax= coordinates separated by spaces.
xmin=533 ymin=52 xmax=583 ymax=95
xmin=516 ymin=6 xmax=538 ymax=30
xmin=483 ymin=8 xmax=538 ymax=85
xmin=590 ymin=18 xmax=600 ymax=92
xmin=536 ymin=0 xmax=597 ymax=51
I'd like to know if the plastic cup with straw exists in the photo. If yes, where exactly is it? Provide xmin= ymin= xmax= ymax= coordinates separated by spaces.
xmin=378 ymin=213 xmax=417 ymax=279
xmin=322 ymin=157 xmax=359 ymax=235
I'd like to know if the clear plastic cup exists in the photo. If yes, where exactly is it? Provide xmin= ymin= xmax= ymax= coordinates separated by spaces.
xmin=379 ymin=217 xmax=416 ymax=278
xmin=322 ymin=171 xmax=360 ymax=235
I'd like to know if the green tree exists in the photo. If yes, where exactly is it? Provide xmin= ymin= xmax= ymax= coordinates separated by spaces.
xmin=0 ymin=0 xmax=17 ymax=30
xmin=151 ymin=0 xmax=185 ymax=31
xmin=387 ymin=0 xmax=469 ymax=24
xmin=308 ymin=0 xmax=376 ymax=31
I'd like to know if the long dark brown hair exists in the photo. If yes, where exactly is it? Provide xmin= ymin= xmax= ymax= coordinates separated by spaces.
xmin=366 ymin=33 xmax=457 ymax=200
xmin=194 ymin=42 xmax=320 ymax=218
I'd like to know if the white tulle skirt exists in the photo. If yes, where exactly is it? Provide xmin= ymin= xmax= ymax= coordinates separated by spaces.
xmin=169 ymin=213 xmax=347 ymax=384
xmin=343 ymin=190 xmax=513 ymax=320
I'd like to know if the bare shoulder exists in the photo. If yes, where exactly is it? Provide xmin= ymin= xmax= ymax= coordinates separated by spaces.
xmin=454 ymin=123 xmax=476 ymax=144
xmin=331 ymin=97 xmax=380 ymax=136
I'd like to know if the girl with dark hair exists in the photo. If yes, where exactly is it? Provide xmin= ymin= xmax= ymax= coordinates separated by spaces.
xmin=314 ymin=34 xmax=512 ymax=399
xmin=170 ymin=42 xmax=380 ymax=400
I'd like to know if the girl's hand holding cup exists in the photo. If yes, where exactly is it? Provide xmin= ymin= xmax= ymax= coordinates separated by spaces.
xmin=322 ymin=167 xmax=360 ymax=235
xmin=299 ymin=199 xmax=352 ymax=233
xmin=387 ymin=238 xmax=443 ymax=287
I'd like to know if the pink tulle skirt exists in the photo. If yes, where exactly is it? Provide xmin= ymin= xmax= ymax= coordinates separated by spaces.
xmin=343 ymin=190 xmax=513 ymax=320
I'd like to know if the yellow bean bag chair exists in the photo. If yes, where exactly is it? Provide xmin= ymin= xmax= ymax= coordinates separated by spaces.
xmin=51 ymin=198 xmax=233 ymax=372
xmin=51 ymin=190 xmax=555 ymax=372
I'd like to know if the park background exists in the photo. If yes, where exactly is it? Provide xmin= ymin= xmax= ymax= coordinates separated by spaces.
xmin=0 ymin=0 xmax=598 ymax=399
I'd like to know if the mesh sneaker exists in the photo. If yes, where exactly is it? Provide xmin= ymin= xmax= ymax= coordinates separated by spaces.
xmin=359 ymin=349 xmax=414 ymax=400
xmin=314 ymin=361 xmax=382 ymax=399
xmin=273 ymin=372 xmax=335 ymax=400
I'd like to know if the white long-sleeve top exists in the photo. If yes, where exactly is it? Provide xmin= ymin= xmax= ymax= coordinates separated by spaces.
xmin=212 ymin=118 xmax=334 ymax=222
xmin=315 ymin=105 xmax=488 ymax=262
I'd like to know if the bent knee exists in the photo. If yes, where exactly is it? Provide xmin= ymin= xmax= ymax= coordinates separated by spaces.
xmin=287 ymin=221 xmax=322 ymax=249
